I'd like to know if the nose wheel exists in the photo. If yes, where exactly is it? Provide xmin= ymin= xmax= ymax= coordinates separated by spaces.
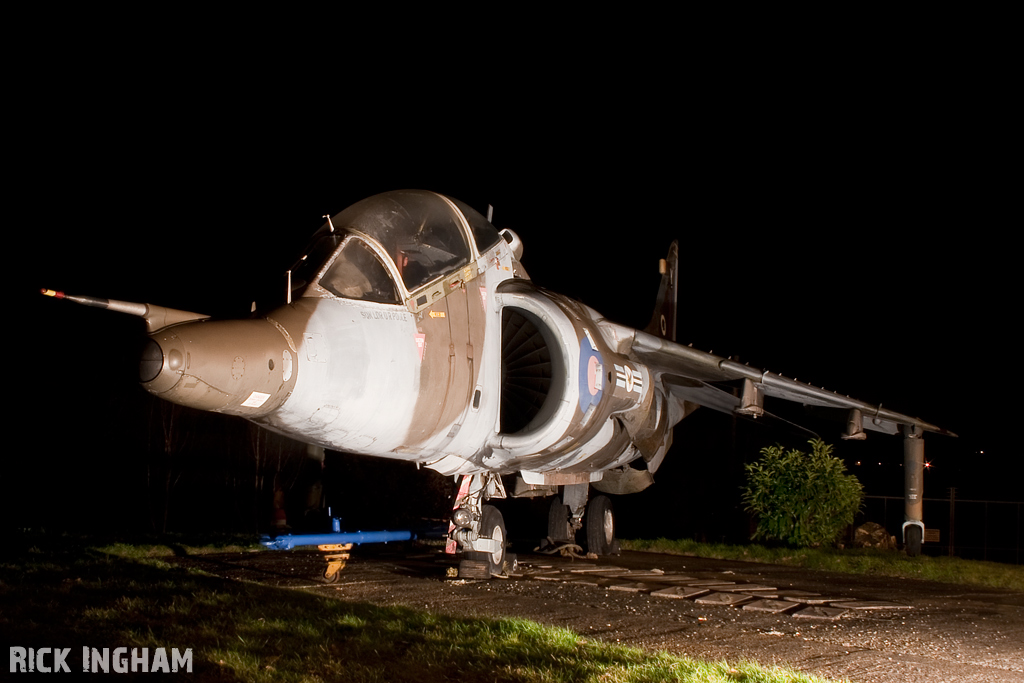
xmin=461 ymin=505 xmax=511 ymax=579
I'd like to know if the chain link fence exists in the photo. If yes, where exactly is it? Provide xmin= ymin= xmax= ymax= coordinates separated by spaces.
xmin=862 ymin=494 xmax=1023 ymax=564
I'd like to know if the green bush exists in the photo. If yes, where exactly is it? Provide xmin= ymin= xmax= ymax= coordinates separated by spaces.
xmin=742 ymin=439 xmax=863 ymax=548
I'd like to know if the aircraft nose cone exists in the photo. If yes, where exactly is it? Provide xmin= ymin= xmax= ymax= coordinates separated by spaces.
xmin=139 ymin=333 xmax=188 ymax=394
xmin=139 ymin=319 xmax=297 ymax=416
xmin=139 ymin=339 xmax=161 ymax=382
xmin=140 ymin=338 xmax=172 ymax=382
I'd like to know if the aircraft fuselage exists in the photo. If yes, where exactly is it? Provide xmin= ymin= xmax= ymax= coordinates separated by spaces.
xmin=141 ymin=271 xmax=657 ymax=484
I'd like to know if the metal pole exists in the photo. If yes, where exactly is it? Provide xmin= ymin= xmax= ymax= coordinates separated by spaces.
xmin=260 ymin=529 xmax=415 ymax=551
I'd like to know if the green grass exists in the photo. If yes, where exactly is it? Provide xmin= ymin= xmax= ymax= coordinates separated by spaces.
xmin=93 ymin=535 xmax=263 ymax=560
xmin=0 ymin=538 xmax=837 ymax=683
xmin=621 ymin=538 xmax=1024 ymax=592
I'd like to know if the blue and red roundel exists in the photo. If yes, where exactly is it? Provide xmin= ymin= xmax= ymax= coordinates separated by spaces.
xmin=578 ymin=337 xmax=604 ymax=412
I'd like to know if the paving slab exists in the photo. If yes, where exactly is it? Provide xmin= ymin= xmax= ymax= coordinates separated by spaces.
xmin=695 ymin=592 xmax=755 ymax=607
xmin=606 ymin=571 xmax=668 ymax=580
xmin=792 ymin=605 xmax=847 ymax=620
xmin=651 ymin=585 xmax=711 ymax=599
xmin=564 ymin=574 xmax=603 ymax=585
xmin=645 ymin=574 xmax=697 ymax=584
xmin=778 ymin=593 xmax=851 ymax=605
xmin=605 ymin=581 xmax=660 ymax=593
xmin=705 ymin=583 xmax=776 ymax=593
xmin=683 ymin=580 xmax=736 ymax=587
xmin=839 ymin=600 xmax=912 ymax=610
xmin=568 ymin=565 xmax=627 ymax=573
xmin=774 ymin=589 xmax=820 ymax=598
xmin=742 ymin=598 xmax=802 ymax=614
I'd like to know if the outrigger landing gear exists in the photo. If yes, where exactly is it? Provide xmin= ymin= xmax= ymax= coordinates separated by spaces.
xmin=903 ymin=425 xmax=925 ymax=558
xmin=449 ymin=473 xmax=516 ymax=579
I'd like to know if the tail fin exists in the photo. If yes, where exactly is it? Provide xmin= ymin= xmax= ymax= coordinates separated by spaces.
xmin=644 ymin=241 xmax=678 ymax=341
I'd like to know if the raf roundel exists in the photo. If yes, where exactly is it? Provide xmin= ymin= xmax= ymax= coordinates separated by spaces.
xmin=578 ymin=337 xmax=604 ymax=412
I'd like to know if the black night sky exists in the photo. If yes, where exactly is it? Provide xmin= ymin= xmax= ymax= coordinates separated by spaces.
xmin=14 ymin=51 xmax=1016 ymax=545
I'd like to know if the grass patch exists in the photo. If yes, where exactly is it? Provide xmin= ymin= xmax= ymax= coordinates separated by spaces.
xmin=0 ymin=537 xmax=838 ymax=683
xmin=621 ymin=538 xmax=1024 ymax=592
xmin=93 ymin=536 xmax=262 ymax=560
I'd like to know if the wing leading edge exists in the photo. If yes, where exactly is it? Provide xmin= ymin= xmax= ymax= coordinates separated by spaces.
xmin=631 ymin=328 xmax=954 ymax=438
xmin=621 ymin=239 xmax=951 ymax=440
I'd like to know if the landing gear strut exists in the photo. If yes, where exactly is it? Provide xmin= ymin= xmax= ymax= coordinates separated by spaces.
xmin=904 ymin=426 xmax=925 ymax=558
xmin=539 ymin=486 xmax=619 ymax=558
xmin=449 ymin=473 xmax=515 ymax=579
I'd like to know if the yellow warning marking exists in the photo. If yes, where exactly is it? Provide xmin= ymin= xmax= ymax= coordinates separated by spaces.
xmin=429 ymin=311 xmax=446 ymax=318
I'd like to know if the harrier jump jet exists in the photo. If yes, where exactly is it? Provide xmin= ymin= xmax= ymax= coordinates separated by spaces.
xmin=43 ymin=190 xmax=951 ymax=575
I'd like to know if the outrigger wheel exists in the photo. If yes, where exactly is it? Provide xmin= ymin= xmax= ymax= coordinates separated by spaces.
xmin=463 ymin=505 xmax=507 ymax=579
xmin=905 ymin=524 xmax=923 ymax=558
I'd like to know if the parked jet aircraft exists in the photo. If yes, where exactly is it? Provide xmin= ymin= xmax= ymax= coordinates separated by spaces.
xmin=43 ymin=190 xmax=952 ymax=575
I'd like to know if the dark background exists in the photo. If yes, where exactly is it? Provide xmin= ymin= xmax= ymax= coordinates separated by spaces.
xmin=12 ymin=44 xmax=1015 ymax=551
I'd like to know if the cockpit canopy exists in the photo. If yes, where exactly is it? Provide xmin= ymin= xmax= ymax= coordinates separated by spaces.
xmin=292 ymin=190 xmax=501 ymax=308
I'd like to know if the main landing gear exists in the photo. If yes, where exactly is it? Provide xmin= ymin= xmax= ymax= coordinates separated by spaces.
xmin=586 ymin=494 xmax=617 ymax=556
xmin=541 ymin=484 xmax=619 ymax=557
xmin=448 ymin=475 xmax=620 ymax=578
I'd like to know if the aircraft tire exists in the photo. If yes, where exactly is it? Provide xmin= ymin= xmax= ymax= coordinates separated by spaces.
xmin=548 ymin=498 xmax=572 ymax=543
xmin=586 ymin=495 xmax=616 ymax=556
xmin=467 ymin=505 xmax=506 ymax=577
xmin=906 ymin=524 xmax=923 ymax=557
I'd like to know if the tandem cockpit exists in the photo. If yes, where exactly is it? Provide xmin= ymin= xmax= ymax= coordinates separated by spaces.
xmin=289 ymin=190 xmax=507 ymax=312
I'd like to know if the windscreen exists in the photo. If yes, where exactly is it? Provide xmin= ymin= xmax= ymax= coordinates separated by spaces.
xmin=319 ymin=238 xmax=400 ymax=303
xmin=330 ymin=191 xmax=471 ymax=292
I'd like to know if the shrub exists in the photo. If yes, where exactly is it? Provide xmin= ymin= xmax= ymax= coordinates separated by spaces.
xmin=742 ymin=439 xmax=863 ymax=547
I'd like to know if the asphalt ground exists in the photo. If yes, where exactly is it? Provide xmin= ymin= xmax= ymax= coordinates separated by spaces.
xmin=172 ymin=547 xmax=1024 ymax=682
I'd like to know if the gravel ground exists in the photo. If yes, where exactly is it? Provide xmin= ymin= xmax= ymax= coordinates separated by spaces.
xmin=173 ymin=547 xmax=1024 ymax=682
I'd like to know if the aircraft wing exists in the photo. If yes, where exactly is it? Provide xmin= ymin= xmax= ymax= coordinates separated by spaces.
xmin=631 ymin=329 xmax=954 ymax=438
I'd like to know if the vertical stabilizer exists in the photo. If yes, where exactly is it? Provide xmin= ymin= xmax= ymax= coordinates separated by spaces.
xmin=644 ymin=241 xmax=678 ymax=341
